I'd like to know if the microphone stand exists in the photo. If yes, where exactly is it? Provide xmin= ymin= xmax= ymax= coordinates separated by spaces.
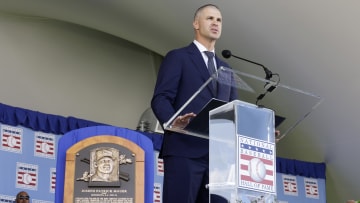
xmin=221 ymin=50 xmax=280 ymax=105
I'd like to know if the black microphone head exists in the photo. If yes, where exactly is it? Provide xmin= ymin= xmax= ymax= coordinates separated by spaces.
xmin=222 ymin=50 xmax=232 ymax=58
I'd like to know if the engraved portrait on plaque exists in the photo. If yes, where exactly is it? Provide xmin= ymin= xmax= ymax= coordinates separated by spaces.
xmin=76 ymin=146 xmax=133 ymax=187
xmin=91 ymin=148 xmax=119 ymax=182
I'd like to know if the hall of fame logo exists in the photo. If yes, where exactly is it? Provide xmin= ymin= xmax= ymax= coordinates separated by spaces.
xmin=34 ymin=132 xmax=55 ymax=159
xmin=0 ymin=194 xmax=15 ymax=203
xmin=282 ymin=174 xmax=298 ymax=196
xmin=304 ymin=177 xmax=319 ymax=199
xmin=154 ymin=182 xmax=162 ymax=203
xmin=155 ymin=152 xmax=164 ymax=176
xmin=238 ymin=136 xmax=275 ymax=194
xmin=49 ymin=168 xmax=56 ymax=193
xmin=16 ymin=162 xmax=38 ymax=190
xmin=1 ymin=125 xmax=23 ymax=153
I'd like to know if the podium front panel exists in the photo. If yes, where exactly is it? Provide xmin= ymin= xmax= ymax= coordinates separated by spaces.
xmin=209 ymin=100 xmax=276 ymax=202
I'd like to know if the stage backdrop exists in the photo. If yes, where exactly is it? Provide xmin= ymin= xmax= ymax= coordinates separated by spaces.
xmin=0 ymin=103 xmax=326 ymax=203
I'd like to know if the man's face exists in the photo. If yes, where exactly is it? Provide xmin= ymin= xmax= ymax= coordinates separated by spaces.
xmin=96 ymin=157 xmax=114 ymax=174
xmin=16 ymin=192 xmax=29 ymax=203
xmin=193 ymin=6 xmax=222 ymax=41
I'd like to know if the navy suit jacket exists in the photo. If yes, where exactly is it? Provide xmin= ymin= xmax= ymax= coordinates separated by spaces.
xmin=151 ymin=42 xmax=238 ymax=158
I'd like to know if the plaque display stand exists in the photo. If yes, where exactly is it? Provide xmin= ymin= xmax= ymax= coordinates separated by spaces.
xmin=64 ymin=135 xmax=145 ymax=203
xmin=55 ymin=126 xmax=154 ymax=203
xmin=162 ymin=67 xmax=322 ymax=202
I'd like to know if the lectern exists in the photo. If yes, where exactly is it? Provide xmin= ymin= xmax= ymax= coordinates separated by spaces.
xmin=208 ymin=100 xmax=276 ymax=202
xmin=163 ymin=66 xmax=322 ymax=202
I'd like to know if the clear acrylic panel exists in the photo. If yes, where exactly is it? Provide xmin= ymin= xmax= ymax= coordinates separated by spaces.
xmin=163 ymin=66 xmax=323 ymax=142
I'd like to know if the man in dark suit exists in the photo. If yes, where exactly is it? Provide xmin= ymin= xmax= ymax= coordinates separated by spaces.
xmin=151 ymin=4 xmax=237 ymax=203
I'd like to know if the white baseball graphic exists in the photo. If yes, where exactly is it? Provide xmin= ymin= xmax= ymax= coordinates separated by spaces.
xmin=41 ymin=142 xmax=50 ymax=153
xmin=309 ymin=186 xmax=314 ymax=194
xmin=7 ymin=136 xmax=17 ymax=147
xmin=249 ymin=158 xmax=266 ymax=182
xmin=288 ymin=182 xmax=294 ymax=191
xmin=309 ymin=185 xmax=317 ymax=194
xmin=22 ymin=173 xmax=32 ymax=184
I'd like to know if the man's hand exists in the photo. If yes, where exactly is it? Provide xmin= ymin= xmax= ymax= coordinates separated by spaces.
xmin=172 ymin=112 xmax=196 ymax=128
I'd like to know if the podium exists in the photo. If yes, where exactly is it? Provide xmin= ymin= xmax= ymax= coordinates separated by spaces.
xmin=163 ymin=67 xmax=322 ymax=202
xmin=209 ymin=100 xmax=276 ymax=202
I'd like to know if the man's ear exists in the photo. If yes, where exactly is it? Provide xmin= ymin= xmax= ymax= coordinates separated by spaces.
xmin=193 ymin=20 xmax=199 ymax=30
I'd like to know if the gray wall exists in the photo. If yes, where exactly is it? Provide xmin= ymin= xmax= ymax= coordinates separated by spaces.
xmin=0 ymin=13 xmax=161 ymax=129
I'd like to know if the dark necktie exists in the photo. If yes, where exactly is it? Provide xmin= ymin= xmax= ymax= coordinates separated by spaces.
xmin=204 ymin=51 xmax=217 ymax=93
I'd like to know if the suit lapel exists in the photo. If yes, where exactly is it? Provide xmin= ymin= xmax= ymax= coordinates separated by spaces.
xmin=186 ymin=43 xmax=217 ymax=96
xmin=187 ymin=43 xmax=210 ymax=80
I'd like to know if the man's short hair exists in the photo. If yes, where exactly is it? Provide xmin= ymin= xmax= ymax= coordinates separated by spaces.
xmin=194 ymin=4 xmax=220 ymax=20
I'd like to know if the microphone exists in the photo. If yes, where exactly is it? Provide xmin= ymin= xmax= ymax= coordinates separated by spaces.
xmin=222 ymin=50 xmax=273 ymax=80
xmin=222 ymin=49 xmax=280 ymax=105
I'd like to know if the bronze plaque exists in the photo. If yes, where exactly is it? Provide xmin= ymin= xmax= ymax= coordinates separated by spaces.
xmin=64 ymin=135 xmax=145 ymax=203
